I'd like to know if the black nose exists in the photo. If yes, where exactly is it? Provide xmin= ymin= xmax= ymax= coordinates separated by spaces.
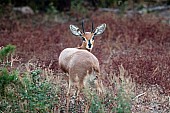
xmin=88 ymin=43 xmax=92 ymax=48
xmin=88 ymin=40 xmax=92 ymax=48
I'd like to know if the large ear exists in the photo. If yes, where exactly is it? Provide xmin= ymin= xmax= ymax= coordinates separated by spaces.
xmin=70 ymin=25 xmax=82 ymax=36
xmin=93 ymin=24 xmax=106 ymax=35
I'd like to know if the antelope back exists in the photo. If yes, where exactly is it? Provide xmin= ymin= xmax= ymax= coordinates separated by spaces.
xmin=59 ymin=48 xmax=104 ymax=93
xmin=59 ymin=48 xmax=78 ymax=72
xmin=59 ymin=48 xmax=99 ymax=73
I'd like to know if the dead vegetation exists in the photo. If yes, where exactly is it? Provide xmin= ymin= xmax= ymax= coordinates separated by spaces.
xmin=0 ymin=10 xmax=170 ymax=112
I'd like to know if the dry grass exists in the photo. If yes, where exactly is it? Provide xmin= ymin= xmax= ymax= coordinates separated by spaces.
xmin=0 ymin=9 xmax=170 ymax=112
xmin=132 ymin=85 xmax=169 ymax=113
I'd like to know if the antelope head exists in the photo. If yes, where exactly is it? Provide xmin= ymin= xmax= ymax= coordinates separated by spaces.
xmin=69 ymin=21 xmax=106 ymax=51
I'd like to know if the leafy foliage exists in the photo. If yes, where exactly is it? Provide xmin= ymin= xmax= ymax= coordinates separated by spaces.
xmin=71 ymin=0 xmax=88 ymax=17
xmin=88 ymin=93 xmax=104 ymax=113
xmin=0 ymin=45 xmax=15 ymax=62
xmin=0 ymin=45 xmax=58 ymax=113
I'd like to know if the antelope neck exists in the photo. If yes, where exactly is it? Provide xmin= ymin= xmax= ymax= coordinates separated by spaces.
xmin=77 ymin=46 xmax=91 ymax=52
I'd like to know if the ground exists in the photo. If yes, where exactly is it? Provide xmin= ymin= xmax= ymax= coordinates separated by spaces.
xmin=0 ymin=9 xmax=170 ymax=112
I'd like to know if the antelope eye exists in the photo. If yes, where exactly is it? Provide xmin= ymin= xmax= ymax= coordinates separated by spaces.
xmin=82 ymin=37 xmax=86 ymax=41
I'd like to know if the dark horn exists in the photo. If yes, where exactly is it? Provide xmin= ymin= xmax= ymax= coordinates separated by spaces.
xmin=82 ymin=20 xmax=85 ymax=34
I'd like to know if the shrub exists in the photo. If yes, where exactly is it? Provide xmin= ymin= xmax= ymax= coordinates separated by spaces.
xmin=0 ymin=45 xmax=58 ymax=113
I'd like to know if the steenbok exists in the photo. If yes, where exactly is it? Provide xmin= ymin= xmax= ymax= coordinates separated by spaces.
xmin=59 ymin=21 xmax=106 ymax=111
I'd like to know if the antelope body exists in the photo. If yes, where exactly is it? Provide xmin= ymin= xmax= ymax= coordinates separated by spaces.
xmin=59 ymin=21 xmax=106 ymax=111
xmin=59 ymin=48 xmax=102 ymax=95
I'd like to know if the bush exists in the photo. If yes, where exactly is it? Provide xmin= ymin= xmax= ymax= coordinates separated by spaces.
xmin=0 ymin=45 xmax=58 ymax=113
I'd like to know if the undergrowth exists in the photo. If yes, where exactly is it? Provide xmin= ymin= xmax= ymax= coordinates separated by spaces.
xmin=0 ymin=45 xmax=58 ymax=113
xmin=0 ymin=10 xmax=170 ymax=112
xmin=0 ymin=45 xmax=134 ymax=113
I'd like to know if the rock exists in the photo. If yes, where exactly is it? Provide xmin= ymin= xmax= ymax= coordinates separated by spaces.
xmin=13 ymin=6 xmax=34 ymax=15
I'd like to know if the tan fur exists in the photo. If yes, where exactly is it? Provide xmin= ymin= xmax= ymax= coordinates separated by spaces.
xmin=78 ymin=32 xmax=95 ymax=52
xmin=82 ymin=32 xmax=94 ymax=40
xmin=59 ymin=48 xmax=103 ymax=95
